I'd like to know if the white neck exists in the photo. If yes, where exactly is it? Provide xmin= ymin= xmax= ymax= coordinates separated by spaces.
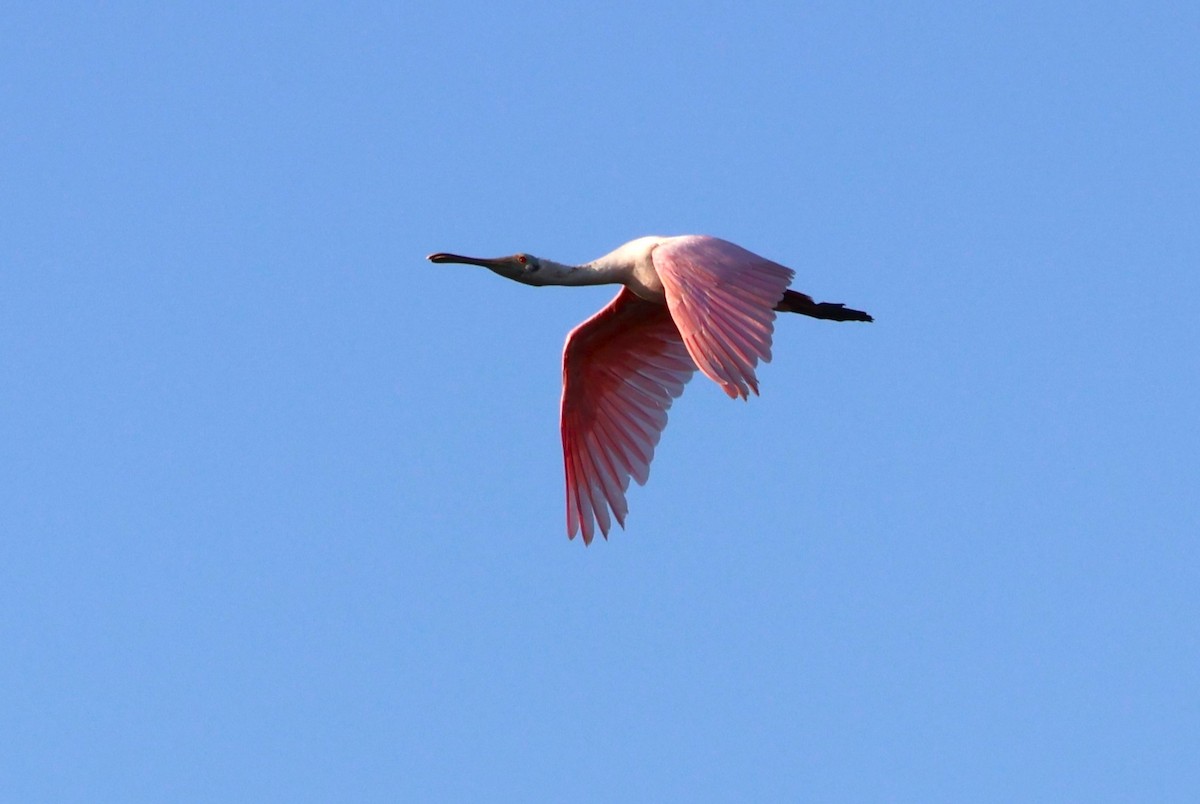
xmin=528 ymin=258 xmax=622 ymax=287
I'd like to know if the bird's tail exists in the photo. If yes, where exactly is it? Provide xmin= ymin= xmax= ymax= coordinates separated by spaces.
xmin=776 ymin=290 xmax=874 ymax=322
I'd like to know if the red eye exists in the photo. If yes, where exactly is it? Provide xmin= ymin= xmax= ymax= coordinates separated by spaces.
xmin=517 ymin=255 xmax=527 ymax=264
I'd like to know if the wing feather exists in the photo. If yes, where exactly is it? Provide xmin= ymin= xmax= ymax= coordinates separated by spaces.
xmin=652 ymin=235 xmax=794 ymax=399
xmin=560 ymin=288 xmax=697 ymax=543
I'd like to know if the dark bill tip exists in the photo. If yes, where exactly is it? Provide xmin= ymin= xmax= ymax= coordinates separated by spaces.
xmin=426 ymin=252 xmax=500 ymax=267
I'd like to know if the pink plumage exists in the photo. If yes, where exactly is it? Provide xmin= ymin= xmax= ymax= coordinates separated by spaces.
xmin=427 ymin=235 xmax=872 ymax=544
xmin=560 ymin=288 xmax=695 ymax=545
xmin=654 ymin=236 xmax=794 ymax=400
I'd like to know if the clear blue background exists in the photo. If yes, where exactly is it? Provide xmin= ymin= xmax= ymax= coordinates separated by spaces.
xmin=3 ymin=2 xmax=1197 ymax=800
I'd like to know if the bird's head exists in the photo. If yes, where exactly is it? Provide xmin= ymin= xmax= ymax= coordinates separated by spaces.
xmin=427 ymin=251 xmax=553 ymax=286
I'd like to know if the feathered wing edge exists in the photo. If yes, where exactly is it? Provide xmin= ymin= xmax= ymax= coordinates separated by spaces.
xmin=653 ymin=236 xmax=794 ymax=400
xmin=560 ymin=289 xmax=697 ymax=544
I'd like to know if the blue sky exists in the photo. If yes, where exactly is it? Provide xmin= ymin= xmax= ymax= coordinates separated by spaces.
xmin=2 ymin=2 xmax=1197 ymax=800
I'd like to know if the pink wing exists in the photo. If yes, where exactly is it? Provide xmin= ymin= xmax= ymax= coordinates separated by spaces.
xmin=653 ymin=236 xmax=795 ymax=400
xmin=560 ymin=288 xmax=697 ymax=544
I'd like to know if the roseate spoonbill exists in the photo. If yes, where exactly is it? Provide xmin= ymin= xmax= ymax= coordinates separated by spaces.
xmin=428 ymin=235 xmax=872 ymax=545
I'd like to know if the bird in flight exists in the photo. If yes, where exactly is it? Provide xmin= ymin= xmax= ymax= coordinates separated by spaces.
xmin=428 ymin=235 xmax=872 ymax=545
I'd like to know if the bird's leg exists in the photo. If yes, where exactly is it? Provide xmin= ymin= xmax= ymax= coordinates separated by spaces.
xmin=775 ymin=290 xmax=874 ymax=323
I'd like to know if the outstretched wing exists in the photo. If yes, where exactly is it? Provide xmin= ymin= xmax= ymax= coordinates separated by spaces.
xmin=653 ymin=235 xmax=794 ymax=400
xmin=561 ymin=288 xmax=697 ymax=544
